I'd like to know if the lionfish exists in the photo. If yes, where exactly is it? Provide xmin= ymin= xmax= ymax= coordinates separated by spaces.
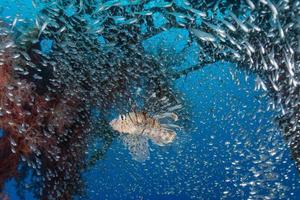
xmin=110 ymin=111 xmax=179 ymax=162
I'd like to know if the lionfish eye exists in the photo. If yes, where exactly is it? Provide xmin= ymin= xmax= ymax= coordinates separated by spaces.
xmin=121 ymin=115 xmax=125 ymax=120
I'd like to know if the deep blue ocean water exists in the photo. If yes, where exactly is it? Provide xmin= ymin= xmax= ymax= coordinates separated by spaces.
xmin=1 ymin=0 xmax=300 ymax=199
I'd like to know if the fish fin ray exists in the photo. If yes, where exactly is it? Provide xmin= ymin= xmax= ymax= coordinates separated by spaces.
xmin=122 ymin=134 xmax=150 ymax=162
xmin=147 ymin=128 xmax=176 ymax=146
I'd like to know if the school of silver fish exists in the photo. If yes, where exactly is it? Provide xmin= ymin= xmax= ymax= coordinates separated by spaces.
xmin=0 ymin=0 xmax=299 ymax=199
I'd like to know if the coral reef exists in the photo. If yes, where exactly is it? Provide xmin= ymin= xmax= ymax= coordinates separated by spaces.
xmin=0 ymin=25 xmax=91 ymax=199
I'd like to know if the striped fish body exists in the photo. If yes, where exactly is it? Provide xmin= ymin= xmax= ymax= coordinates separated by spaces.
xmin=110 ymin=111 xmax=176 ymax=144
xmin=110 ymin=111 xmax=177 ymax=161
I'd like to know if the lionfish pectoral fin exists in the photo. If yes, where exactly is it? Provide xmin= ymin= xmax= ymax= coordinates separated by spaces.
xmin=122 ymin=134 xmax=150 ymax=162
xmin=161 ymin=123 xmax=182 ymax=130
xmin=148 ymin=128 xmax=176 ymax=146
xmin=153 ymin=112 xmax=178 ymax=121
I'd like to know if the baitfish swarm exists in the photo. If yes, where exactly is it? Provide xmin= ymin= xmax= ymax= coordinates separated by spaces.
xmin=110 ymin=111 xmax=178 ymax=161
xmin=0 ymin=0 xmax=299 ymax=199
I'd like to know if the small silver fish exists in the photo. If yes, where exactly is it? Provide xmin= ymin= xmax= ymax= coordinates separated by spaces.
xmin=204 ymin=21 xmax=226 ymax=35
xmin=266 ymin=0 xmax=278 ymax=19
xmin=11 ymin=16 xmax=18 ymax=30
xmin=191 ymin=29 xmax=216 ymax=42
xmin=229 ymin=12 xmax=250 ymax=33
xmin=268 ymin=48 xmax=279 ymax=70
xmin=284 ymin=50 xmax=294 ymax=77
xmin=110 ymin=111 xmax=178 ymax=162
xmin=38 ymin=21 xmax=48 ymax=38
xmin=255 ymin=76 xmax=267 ymax=91
xmin=189 ymin=7 xmax=206 ymax=17
xmin=220 ymin=18 xmax=237 ymax=32
xmin=32 ymin=0 xmax=37 ymax=8
xmin=246 ymin=0 xmax=256 ymax=10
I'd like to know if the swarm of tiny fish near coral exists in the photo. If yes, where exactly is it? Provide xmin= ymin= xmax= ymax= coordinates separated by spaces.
xmin=0 ymin=25 xmax=90 ymax=200
xmin=0 ymin=0 xmax=299 ymax=199
xmin=0 ymin=9 xmax=184 ymax=200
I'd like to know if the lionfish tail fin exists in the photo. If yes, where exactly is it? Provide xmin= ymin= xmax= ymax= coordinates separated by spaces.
xmin=153 ymin=112 xmax=178 ymax=121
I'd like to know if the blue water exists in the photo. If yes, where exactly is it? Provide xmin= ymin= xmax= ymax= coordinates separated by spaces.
xmin=1 ymin=0 xmax=300 ymax=199
xmin=81 ymin=62 xmax=300 ymax=199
